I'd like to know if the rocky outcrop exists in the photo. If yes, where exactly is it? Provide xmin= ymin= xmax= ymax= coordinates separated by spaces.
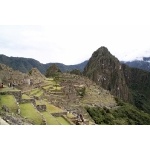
xmin=29 ymin=68 xmax=45 ymax=79
xmin=36 ymin=105 xmax=46 ymax=112
xmin=83 ymin=46 xmax=132 ymax=102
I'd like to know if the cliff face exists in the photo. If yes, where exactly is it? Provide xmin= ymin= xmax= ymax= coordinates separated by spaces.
xmin=83 ymin=47 xmax=131 ymax=102
xmin=122 ymin=64 xmax=150 ymax=113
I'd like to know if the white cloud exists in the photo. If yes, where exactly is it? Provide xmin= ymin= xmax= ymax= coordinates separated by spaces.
xmin=0 ymin=1 xmax=150 ymax=64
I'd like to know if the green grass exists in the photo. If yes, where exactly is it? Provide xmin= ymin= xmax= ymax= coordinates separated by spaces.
xmin=56 ymin=117 xmax=71 ymax=125
xmin=42 ymin=85 xmax=52 ymax=90
xmin=45 ymin=78 xmax=54 ymax=81
xmin=46 ymin=103 xmax=64 ymax=113
xmin=20 ymin=103 xmax=43 ymax=125
xmin=86 ymin=102 xmax=150 ymax=125
xmin=34 ymin=90 xmax=43 ymax=97
xmin=30 ymin=88 xmax=41 ymax=96
xmin=0 ymin=86 xmax=20 ymax=92
xmin=35 ymin=100 xmax=42 ymax=105
xmin=67 ymin=113 xmax=76 ymax=119
xmin=44 ymin=78 xmax=55 ymax=85
xmin=37 ymin=100 xmax=64 ymax=113
xmin=29 ymin=88 xmax=44 ymax=98
xmin=41 ymin=112 xmax=60 ymax=125
xmin=52 ymin=86 xmax=62 ymax=91
xmin=0 ymin=95 xmax=18 ymax=113
xmin=22 ymin=94 xmax=31 ymax=99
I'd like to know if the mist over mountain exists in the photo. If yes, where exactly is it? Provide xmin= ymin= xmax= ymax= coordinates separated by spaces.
xmin=122 ymin=56 xmax=150 ymax=72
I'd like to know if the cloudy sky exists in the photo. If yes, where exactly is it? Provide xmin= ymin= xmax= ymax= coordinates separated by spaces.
xmin=0 ymin=0 xmax=150 ymax=65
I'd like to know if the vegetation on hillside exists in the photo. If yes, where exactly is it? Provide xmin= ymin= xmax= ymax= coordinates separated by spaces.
xmin=122 ymin=64 xmax=150 ymax=114
xmin=70 ymin=69 xmax=82 ymax=75
xmin=0 ymin=54 xmax=88 ymax=74
xmin=45 ymin=64 xmax=62 ymax=78
xmin=86 ymin=99 xmax=150 ymax=125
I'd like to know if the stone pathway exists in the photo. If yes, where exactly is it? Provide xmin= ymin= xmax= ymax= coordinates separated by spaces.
xmin=0 ymin=116 xmax=9 ymax=125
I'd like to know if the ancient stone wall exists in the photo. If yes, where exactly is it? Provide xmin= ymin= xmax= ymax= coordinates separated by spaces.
xmin=51 ymin=111 xmax=67 ymax=117
xmin=0 ymin=91 xmax=21 ymax=102
xmin=20 ymin=98 xmax=35 ymax=105
xmin=36 ymin=105 xmax=46 ymax=112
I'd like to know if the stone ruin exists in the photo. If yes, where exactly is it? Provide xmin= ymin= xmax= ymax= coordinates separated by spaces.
xmin=36 ymin=105 xmax=46 ymax=112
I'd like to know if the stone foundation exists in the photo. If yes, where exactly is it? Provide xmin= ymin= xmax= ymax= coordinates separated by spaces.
xmin=51 ymin=111 xmax=67 ymax=117
xmin=36 ymin=105 xmax=46 ymax=112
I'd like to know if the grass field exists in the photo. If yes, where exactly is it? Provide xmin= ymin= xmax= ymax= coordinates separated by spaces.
xmin=42 ymin=85 xmax=52 ymax=90
xmin=0 ymin=86 xmax=20 ymax=92
xmin=22 ymin=94 xmax=31 ymax=99
xmin=43 ymin=79 xmax=55 ymax=85
xmin=30 ymin=88 xmax=41 ymax=96
xmin=45 ymin=103 xmax=64 ymax=113
xmin=20 ymin=103 xmax=43 ymax=124
xmin=66 ymin=113 xmax=76 ymax=119
xmin=56 ymin=116 xmax=71 ymax=125
xmin=52 ymin=86 xmax=62 ymax=91
xmin=36 ymin=100 xmax=64 ymax=113
xmin=0 ymin=95 xmax=18 ymax=113
xmin=34 ymin=90 xmax=43 ymax=97
xmin=41 ymin=112 xmax=60 ymax=125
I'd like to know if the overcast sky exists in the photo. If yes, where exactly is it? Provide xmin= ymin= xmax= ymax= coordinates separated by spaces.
xmin=0 ymin=0 xmax=150 ymax=65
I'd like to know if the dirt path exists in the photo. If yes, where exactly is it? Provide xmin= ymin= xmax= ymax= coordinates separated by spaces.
xmin=0 ymin=116 xmax=9 ymax=125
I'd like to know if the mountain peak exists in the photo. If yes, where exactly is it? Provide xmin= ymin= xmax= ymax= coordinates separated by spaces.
xmin=84 ymin=47 xmax=131 ymax=102
xmin=92 ymin=46 xmax=110 ymax=58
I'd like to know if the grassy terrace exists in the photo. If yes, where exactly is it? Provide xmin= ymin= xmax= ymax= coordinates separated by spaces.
xmin=34 ymin=90 xmax=43 ymax=97
xmin=66 ymin=113 xmax=76 ymax=119
xmin=43 ymin=78 xmax=55 ymax=85
xmin=0 ymin=95 xmax=18 ymax=113
xmin=22 ymin=94 xmax=31 ymax=99
xmin=52 ymin=86 xmax=62 ymax=91
xmin=30 ymin=88 xmax=41 ymax=96
xmin=45 ymin=103 xmax=64 ymax=113
xmin=42 ymin=85 xmax=52 ymax=90
xmin=20 ymin=103 xmax=43 ymax=124
xmin=56 ymin=117 xmax=71 ymax=125
xmin=45 ymin=78 xmax=54 ymax=81
xmin=36 ymin=100 xmax=64 ymax=113
xmin=29 ymin=88 xmax=44 ymax=98
xmin=0 ymin=86 xmax=20 ymax=92
xmin=41 ymin=112 xmax=60 ymax=125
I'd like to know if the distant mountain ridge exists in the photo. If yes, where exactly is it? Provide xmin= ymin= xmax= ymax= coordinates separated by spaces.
xmin=0 ymin=54 xmax=88 ymax=74
xmin=122 ymin=57 xmax=150 ymax=72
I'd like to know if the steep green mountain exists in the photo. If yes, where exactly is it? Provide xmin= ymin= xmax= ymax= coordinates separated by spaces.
xmin=83 ymin=46 xmax=132 ymax=102
xmin=122 ymin=64 xmax=150 ymax=113
xmin=0 ymin=54 xmax=88 ymax=74
xmin=83 ymin=46 xmax=150 ymax=114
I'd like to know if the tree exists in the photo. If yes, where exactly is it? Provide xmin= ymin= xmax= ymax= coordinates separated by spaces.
xmin=45 ymin=64 xmax=61 ymax=78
